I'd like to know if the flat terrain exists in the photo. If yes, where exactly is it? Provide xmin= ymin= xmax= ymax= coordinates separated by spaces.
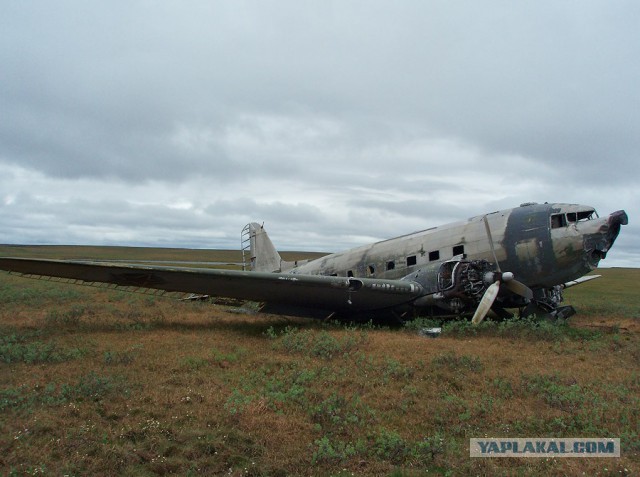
xmin=0 ymin=246 xmax=638 ymax=476
xmin=0 ymin=244 xmax=325 ymax=268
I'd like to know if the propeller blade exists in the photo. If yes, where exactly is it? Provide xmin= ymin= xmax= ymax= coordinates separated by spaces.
xmin=471 ymin=281 xmax=500 ymax=325
xmin=503 ymin=278 xmax=533 ymax=300
xmin=483 ymin=215 xmax=501 ymax=272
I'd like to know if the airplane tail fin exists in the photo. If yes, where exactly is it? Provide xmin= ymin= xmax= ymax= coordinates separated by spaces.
xmin=241 ymin=223 xmax=287 ymax=272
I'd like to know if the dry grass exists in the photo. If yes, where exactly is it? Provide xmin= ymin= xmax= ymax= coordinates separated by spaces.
xmin=0 ymin=247 xmax=638 ymax=476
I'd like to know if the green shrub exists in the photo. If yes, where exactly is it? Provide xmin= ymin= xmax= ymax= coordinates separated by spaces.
xmin=0 ymin=333 xmax=86 ymax=364
xmin=311 ymin=436 xmax=362 ymax=464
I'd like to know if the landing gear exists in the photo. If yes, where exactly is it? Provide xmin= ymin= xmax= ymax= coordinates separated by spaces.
xmin=519 ymin=285 xmax=575 ymax=320
xmin=490 ymin=305 xmax=514 ymax=320
xmin=552 ymin=305 xmax=576 ymax=320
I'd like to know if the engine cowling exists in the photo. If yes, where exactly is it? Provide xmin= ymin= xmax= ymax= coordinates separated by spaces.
xmin=409 ymin=259 xmax=497 ymax=314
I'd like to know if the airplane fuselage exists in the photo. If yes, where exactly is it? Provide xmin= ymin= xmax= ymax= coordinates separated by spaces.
xmin=288 ymin=202 xmax=627 ymax=291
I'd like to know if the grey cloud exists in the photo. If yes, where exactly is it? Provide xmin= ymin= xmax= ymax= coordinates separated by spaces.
xmin=347 ymin=197 xmax=469 ymax=222
xmin=204 ymin=198 xmax=326 ymax=233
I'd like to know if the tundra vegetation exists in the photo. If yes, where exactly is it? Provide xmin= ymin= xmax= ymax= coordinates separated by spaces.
xmin=0 ymin=245 xmax=638 ymax=476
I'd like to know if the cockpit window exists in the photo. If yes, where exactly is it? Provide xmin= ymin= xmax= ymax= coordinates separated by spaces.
xmin=577 ymin=210 xmax=595 ymax=221
xmin=553 ymin=209 xmax=596 ymax=228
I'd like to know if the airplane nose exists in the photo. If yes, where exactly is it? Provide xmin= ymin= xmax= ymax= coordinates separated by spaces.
xmin=584 ymin=210 xmax=627 ymax=264
xmin=605 ymin=210 xmax=628 ymax=251
xmin=585 ymin=210 xmax=629 ymax=264
xmin=609 ymin=210 xmax=628 ymax=227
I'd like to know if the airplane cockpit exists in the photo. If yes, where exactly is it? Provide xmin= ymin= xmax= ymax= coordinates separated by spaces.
xmin=550 ymin=206 xmax=598 ymax=229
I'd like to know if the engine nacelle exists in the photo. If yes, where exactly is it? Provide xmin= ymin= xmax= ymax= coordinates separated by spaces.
xmin=410 ymin=259 xmax=497 ymax=314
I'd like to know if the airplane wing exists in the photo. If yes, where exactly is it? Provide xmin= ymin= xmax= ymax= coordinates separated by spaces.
xmin=0 ymin=258 xmax=425 ymax=315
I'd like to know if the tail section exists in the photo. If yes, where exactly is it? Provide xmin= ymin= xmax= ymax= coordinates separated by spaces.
xmin=241 ymin=223 xmax=290 ymax=272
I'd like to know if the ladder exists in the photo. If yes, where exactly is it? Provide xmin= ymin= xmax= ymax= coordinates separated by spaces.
xmin=240 ymin=224 xmax=252 ymax=271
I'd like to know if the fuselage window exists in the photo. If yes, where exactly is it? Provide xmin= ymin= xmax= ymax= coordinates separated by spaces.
xmin=453 ymin=245 xmax=464 ymax=256
xmin=567 ymin=213 xmax=577 ymax=223
xmin=407 ymin=255 xmax=417 ymax=266
xmin=386 ymin=261 xmax=395 ymax=271
xmin=368 ymin=265 xmax=375 ymax=274
xmin=347 ymin=270 xmax=354 ymax=277
xmin=429 ymin=250 xmax=440 ymax=261
xmin=551 ymin=214 xmax=567 ymax=229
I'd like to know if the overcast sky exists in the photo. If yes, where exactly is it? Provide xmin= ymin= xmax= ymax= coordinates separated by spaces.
xmin=1 ymin=1 xmax=638 ymax=267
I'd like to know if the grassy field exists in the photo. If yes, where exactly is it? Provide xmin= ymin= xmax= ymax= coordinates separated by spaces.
xmin=0 ymin=245 xmax=325 ymax=268
xmin=0 ymin=246 xmax=638 ymax=476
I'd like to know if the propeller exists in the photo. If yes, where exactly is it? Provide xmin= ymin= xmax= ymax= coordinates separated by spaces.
xmin=471 ymin=281 xmax=500 ymax=324
xmin=471 ymin=216 xmax=533 ymax=325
